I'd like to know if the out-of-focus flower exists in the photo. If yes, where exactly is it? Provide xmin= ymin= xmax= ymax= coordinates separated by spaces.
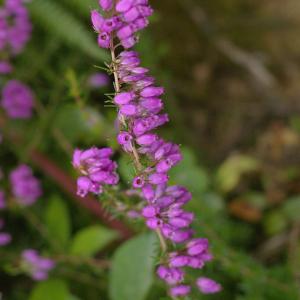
xmin=1 ymin=80 xmax=34 ymax=119
xmin=0 ymin=60 xmax=12 ymax=74
xmin=22 ymin=249 xmax=55 ymax=281
xmin=87 ymin=72 xmax=110 ymax=88
xmin=0 ymin=0 xmax=32 ymax=55
xmin=10 ymin=164 xmax=42 ymax=206
xmin=196 ymin=277 xmax=222 ymax=294
xmin=0 ymin=219 xmax=11 ymax=246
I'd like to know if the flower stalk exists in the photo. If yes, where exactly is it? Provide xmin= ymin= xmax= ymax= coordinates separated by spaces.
xmin=73 ymin=0 xmax=223 ymax=297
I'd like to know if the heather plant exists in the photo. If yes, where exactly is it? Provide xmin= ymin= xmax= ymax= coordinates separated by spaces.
xmin=0 ymin=0 xmax=300 ymax=300
xmin=73 ymin=1 xmax=221 ymax=298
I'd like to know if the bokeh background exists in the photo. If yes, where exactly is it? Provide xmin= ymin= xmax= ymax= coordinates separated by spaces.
xmin=1 ymin=0 xmax=300 ymax=299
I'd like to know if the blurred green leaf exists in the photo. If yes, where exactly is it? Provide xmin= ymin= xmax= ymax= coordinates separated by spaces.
xmin=264 ymin=211 xmax=287 ymax=236
xmin=282 ymin=196 xmax=300 ymax=222
xmin=29 ymin=279 xmax=71 ymax=300
xmin=63 ymin=0 xmax=98 ymax=14
xmin=290 ymin=116 xmax=300 ymax=133
xmin=29 ymin=0 xmax=108 ymax=61
xmin=169 ymin=147 xmax=209 ymax=195
xmin=70 ymin=225 xmax=117 ymax=257
xmin=109 ymin=233 xmax=157 ymax=300
xmin=45 ymin=195 xmax=71 ymax=247
xmin=54 ymin=104 xmax=87 ymax=142
xmin=53 ymin=104 xmax=107 ymax=143
xmin=216 ymin=154 xmax=259 ymax=193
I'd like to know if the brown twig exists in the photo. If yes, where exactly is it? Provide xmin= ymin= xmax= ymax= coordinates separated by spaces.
xmin=29 ymin=149 xmax=134 ymax=240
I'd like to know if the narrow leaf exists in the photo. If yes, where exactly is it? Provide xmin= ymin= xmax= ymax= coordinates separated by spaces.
xmin=45 ymin=195 xmax=71 ymax=247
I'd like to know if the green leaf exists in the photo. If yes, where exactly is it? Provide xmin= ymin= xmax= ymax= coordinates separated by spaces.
xmin=53 ymin=104 xmax=88 ymax=143
xmin=45 ymin=195 xmax=71 ymax=247
xmin=282 ymin=196 xmax=300 ymax=222
xmin=264 ymin=211 xmax=287 ymax=236
xmin=216 ymin=153 xmax=259 ymax=193
xmin=109 ymin=233 xmax=157 ymax=300
xmin=62 ymin=0 xmax=98 ymax=15
xmin=169 ymin=147 xmax=209 ymax=196
xmin=29 ymin=0 xmax=108 ymax=61
xmin=29 ymin=279 xmax=71 ymax=300
xmin=70 ymin=225 xmax=117 ymax=257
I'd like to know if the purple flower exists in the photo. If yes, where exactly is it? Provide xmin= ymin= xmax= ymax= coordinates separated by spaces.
xmin=72 ymin=147 xmax=119 ymax=197
xmin=92 ymin=0 xmax=153 ymax=50
xmin=10 ymin=165 xmax=42 ymax=206
xmin=88 ymin=0 xmax=217 ymax=296
xmin=0 ymin=60 xmax=12 ymax=74
xmin=88 ymin=72 xmax=110 ymax=88
xmin=114 ymin=91 xmax=135 ymax=105
xmin=91 ymin=10 xmax=104 ymax=32
xmin=140 ymin=86 xmax=164 ymax=97
xmin=170 ymin=285 xmax=191 ymax=297
xmin=196 ymin=277 xmax=222 ymax=294
xmin=22 ymin=249 xmax=55 ymax=281
xmin=157 ymin=265 xmax=185 ymax=285
xmin=99 ymin=0 xmax=113 ymax=11
xmin=1 ymin=80 xmax=34 ymax=119
xmin=117 ymin=132 xmax=133 ymax=152
xmin=0 ymin=219 xmax=11 ymax=246
xmin=0 ymin=232 xmax=12 ymax=246
xmin=1 ymin=0 xmax=32 ymax=55
xmin=116 ymin=0 xmax=135 ymax=13
xmin=98 ymin=32 xmax=111 ymax=48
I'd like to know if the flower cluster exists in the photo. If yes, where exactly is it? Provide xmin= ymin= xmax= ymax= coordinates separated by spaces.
xmin=88 ymin=0 xmax=221 ymax=297
xmin=0 ymin=0 xmax=32 ymax=70
xmin=10 ymin=164 xmax=42 ymax=206
xmin=92 ymin=0 xmax=153 ymax=49
xmin=22 ymin=249 xmax=55 ymax=281
xmin=0 ymin=218 xmax=11 ymax=246
xmin=0 ymin=0 xmax=35 ymax=120
xmin=73 ymin=147 xmax=119 ymax=197
xmin=1 ymin=80 xmax=34 ymax=119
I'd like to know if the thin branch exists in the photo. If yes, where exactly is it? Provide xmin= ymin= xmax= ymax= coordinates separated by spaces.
xmin=29 ymin=149 xmax=134 ymax=240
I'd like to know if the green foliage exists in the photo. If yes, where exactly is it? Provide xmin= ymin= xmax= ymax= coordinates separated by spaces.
xmin=29 ymin=279 xmax=71 ymax=300
xmin=1 ymin=0 xmax=300 ymax=299
xmin=282 ymin=196 xmax=300 ymax=222
xmin=70 ymin=225 xmax=118 ymax=257
xmin=216 ymin=154 xmax=259 ymax=193
xmin=169 ymin=147 xmax=209 ymax=195
xmin=28 ymin=0 xmax=108 ymax=61
xmin=109 ymin=233 xmax=157 ymax=300
xmin=45 ymin=195 xmax=71 ymax=248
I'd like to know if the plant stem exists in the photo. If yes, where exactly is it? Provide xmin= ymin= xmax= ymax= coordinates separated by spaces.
xmin=156 ymin=228 xmax=168 ymax=253
xmin=110 ymin=44 xmax=143 ymax=171
xmin=109 ymin=42 xmax=168 ymax=253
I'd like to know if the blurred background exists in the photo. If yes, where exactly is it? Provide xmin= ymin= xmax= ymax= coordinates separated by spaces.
xmin=1 ymin=0 xmax=300 ymax=299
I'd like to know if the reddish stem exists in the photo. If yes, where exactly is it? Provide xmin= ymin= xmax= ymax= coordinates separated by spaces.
xmin=29 ymin=149 xmax=134 ymax=240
